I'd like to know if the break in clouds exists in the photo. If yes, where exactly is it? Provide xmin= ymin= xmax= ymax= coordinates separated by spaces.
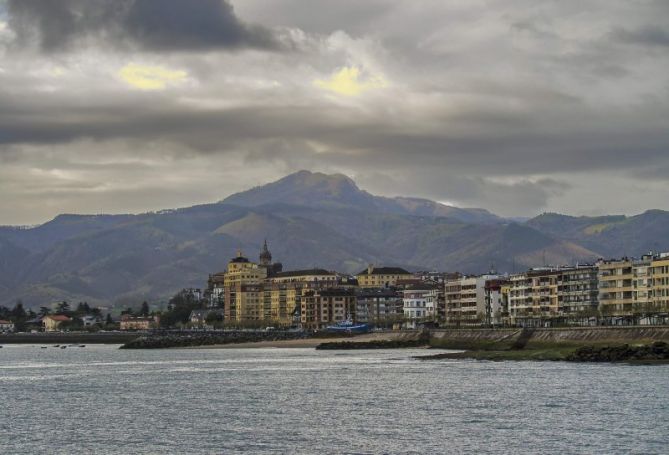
xmin=0 ymin=0 xmax=668 ymax=224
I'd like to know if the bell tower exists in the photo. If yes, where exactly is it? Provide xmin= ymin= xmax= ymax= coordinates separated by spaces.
xmin=259 ymin=239 xmax=272 ymax=266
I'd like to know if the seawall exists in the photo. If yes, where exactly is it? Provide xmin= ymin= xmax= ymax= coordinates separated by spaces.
xmin=429 ymin=326 xmax=669 ymax=350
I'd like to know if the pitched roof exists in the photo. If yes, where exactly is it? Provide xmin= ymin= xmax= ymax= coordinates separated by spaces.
xmin=273 ymin=268 xmax=336 ymax=278
xmin=357 ymin=266 xmax=412 ymax=276
xmin=0 ymin=319 xmax=12 ymax=324
xmin=45 ymin=315 xmax=70 ymax=322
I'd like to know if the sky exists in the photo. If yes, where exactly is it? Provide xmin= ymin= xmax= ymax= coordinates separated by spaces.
xmin=0 ymin=0 xmax=668 ymax=225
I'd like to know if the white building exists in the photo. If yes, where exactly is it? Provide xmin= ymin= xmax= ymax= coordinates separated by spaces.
xmin=403 ymin=286 xmax=436 ymax=328
xmin=0 ymin=320 xmax=15 ymax=332
xmin=81 ymin=315 xmax=102 ymax=327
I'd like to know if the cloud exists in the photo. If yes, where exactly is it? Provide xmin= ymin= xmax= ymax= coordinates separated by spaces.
xmin=1 ymin=1 xmax=669 ymax=223
xmin=610 ymin=25 xmax=669 ymax=47
xmin=6 ymin=0 xmax=279 ymax=52
xmin=314 ymin=66 xmax=386 ymax=97
xmin=118 ymin=63 xmax=187 ymax=90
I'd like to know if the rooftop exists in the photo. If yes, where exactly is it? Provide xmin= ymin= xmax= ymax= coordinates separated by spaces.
xmin=44 ymin=315 xmax=70 ymax=322
xmin=273 ymin=268 xmax=337 ymax=278
xmin=357 ymin=266 xmax=412 ymax=276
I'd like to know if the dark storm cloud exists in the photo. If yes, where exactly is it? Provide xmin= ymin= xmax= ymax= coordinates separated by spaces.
xmin=6 ymin=0 xmax=278 ymax=52
xmin=611 ymin=25 xmax=669 ymax=47
xmin=1 ymin=0 xmax=669 ymax=223
xmin=1 ymin=79 xmax=668 ymax=178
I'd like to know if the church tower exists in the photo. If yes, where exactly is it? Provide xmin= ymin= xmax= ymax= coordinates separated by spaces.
xmin=259 ymin=239 xmax=272 ymax=266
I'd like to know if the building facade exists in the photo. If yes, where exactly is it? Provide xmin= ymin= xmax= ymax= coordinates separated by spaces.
xmin=403 ymin=286 xmax=436 ymax=327
xmin=445 ymin=275 xmax=502 ymax=325
xmin=356 ymin=288 xmax=403 ymax=324
xmin=356 ymin=266 xmax=414 ymax=288
xmin=300 ymin=288 xmax=356 ymax=330
xmin=598 ymin=257 xmax=651 ymax=317
xmin=509 ymin=266 xmax=598 ymax=325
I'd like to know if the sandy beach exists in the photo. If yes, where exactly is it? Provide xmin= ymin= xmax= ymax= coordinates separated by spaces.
xmin=188 ymin=332 xmax=408 ymax=349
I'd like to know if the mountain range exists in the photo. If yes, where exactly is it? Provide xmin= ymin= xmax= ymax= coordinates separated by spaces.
xmin=1 ymin=170 xmax=668 ymax=308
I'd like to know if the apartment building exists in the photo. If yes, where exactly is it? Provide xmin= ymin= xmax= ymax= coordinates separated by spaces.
xmin=300 ymin=288 xmax=356 ymax=330
xmin=445 ymin=275 xmax=502 ymax=325
xmin=597 ymin=256 xmax=651 ymax=316
xmin=403 ymin=285 xmax=436 ymax=326
xmin=356 ymin=288 xmax=403 ymax=324
xmin=509 ymin=266 xmax=598 ymax=325
xmin=223 ymin=252 xmax=268 ymax=321
xmin=649 ymin=253 xmax=669 ymax=313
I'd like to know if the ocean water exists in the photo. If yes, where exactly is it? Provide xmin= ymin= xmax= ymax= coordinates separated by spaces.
xmin=0 ymin=345 xmax=668 ymax=454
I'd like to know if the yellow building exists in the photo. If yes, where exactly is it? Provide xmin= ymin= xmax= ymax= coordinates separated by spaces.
xmin=650 ymin=254 xmax=669 ymax=312
xmin=42 ymin=314 xmax=70 ymax=332
xmin=267 ymin=270 xmax=340 ymax=325
xmin=598 ymin=257 xmax=651 ymax=316
xmin=356 ymin=265 xmax=413 ymax=288
xmin=223 ymin=251 xmax=267 ymax=322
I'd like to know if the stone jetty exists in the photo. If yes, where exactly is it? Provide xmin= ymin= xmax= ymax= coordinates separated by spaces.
xmin=566 ymin=341 xmax=669 ymax=363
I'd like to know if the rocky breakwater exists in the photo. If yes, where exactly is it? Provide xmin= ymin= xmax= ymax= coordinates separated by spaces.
xmin=120 ymin=331 xmax=308 ymax=349
xmin=566 ymin=341 xmax=669 ymax=363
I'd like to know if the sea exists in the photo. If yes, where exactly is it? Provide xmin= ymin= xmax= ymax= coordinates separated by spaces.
xmin=0 ymin=345 xmax=668 ymax=454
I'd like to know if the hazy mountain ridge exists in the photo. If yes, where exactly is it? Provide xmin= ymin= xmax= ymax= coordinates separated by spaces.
xmin=0 ymin=170 xmax=667 ymax=308
xmin=222 ymin=170 xmax=502 ymax=224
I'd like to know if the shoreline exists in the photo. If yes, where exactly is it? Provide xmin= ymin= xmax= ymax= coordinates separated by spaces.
xmin=183 ymin=332 xmax=418 ymax=349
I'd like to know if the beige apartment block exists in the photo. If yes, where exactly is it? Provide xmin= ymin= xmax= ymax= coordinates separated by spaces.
xmin=223 ymin=252 xmax=268 ymax=322
xmin=650 ymin=254 xmax=669 ymax=312
xmin=300 ymin=288 xmax=356 ymax=330
xmin=597 ymin=257 xmax=651 ymax=316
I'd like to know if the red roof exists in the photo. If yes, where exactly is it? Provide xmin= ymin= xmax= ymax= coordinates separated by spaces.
xmin=0 ymin=319 xmax=12 ymax=324
xmin=45 ymin=315 xmax=71 ymax=322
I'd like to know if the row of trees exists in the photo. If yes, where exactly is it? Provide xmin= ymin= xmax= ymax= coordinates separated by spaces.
xmin=0 ymin=301 xmax=37 ymax=331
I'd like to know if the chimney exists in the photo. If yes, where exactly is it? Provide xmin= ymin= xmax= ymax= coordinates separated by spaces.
xmin=367 ymin=264 xmax=374 ymax=275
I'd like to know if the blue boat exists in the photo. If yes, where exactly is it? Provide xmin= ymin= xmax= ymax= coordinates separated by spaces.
xmin=325 ymin=320 xmax=370 ymax=333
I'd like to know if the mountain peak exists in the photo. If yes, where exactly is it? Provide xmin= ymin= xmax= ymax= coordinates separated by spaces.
xmin=221 ymin=170 xmax=374 ymax=209
xmin=221 ymin=170 xmax=502 ymax=223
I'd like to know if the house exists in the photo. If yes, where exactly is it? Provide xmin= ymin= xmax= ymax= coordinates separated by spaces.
xmin=119 ymin=315 xmax=159 ymax=331
xmin=42 ymin=315 xmax=71 ymax=332
xmin=0 ymin=319 xmax=15 ymax=333
xmin=81 ymin=315 xmax=102 ymax=327
xmin=189 ymin=309 xmax=223 ymax=327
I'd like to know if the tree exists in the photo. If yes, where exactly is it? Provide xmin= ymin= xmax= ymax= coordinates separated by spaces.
xmin=76 ymin=302 xmax=91 ymax=314
xmin=39 ymin=306 xmax=51 ymax=317
xmin=11 ymin=301 xmax=27 ymax=319
xmin=140 ymin=301 xmax=150 ymax=317
xmin=160 ymin=289 xmax=205 ymax=328
xmin=57 ymin=301 xmax=70 ymax=314
xmin=105 ymin=313 xmax=114 ymax=325
xmin=205 ymin=311 xmax=223 ymax=326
